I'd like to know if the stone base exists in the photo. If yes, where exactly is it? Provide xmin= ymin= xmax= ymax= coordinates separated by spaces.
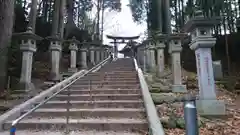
xmin=18 ymin=82 xmax=35 ymax=91
xmin=68 ymin=68 xmax=78 ymax=73
xmin=81 ymin=66 xmax=88 ymax=70
xmin=48 ymin=72 xmax=62 ymax=82
xmin=171 ymin=84 xmax=187 ymax=93
xmin=196 ymin=99 xmax=226 ymax=116
xmin=144 ymin=74 xmax=153 ymax=82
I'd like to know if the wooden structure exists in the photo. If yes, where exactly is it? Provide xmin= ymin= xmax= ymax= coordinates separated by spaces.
xmin=119 ymin=41 xmax=138 ymax=58
xmin=106 ymin=35 xmax=139 ymax=58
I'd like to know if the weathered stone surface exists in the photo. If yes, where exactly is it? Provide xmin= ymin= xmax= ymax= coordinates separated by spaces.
xmin=196 ymin=99 xmax=226 ymax=116
xmin=150 ymin=88 xmax=171 ymax=93
xmin=159 ymin=111 xmax=204 ymax=129
xmin=144 ymin=74 xmax=153 ymax=82
xmin=172 ymin=84 xmax=187 ymax=93
xmin=151 ymin=93 xmax=177 ymax=104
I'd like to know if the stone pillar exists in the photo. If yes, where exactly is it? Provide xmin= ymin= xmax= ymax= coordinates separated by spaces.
xmin=101 ymin=48 xmax=105 ymax=61
xmin=147 ymin=44 xmax=156 ymax=72
xmin=139 ymin=47 xmax=146 ymax=72
xmin=169 ymin=41 xmax=186 ymax=93
xmin=104 ymin=49 xmax=108 ymax=59
xmin=145 ymin=46 xmax=151 ymax=71
xmin=68 ymin=41 xmax=78 ymax=73
xmin=49 ymin=38 xmax=62 ymax=81
xmin=183 ymin=10 xmax=225 ymax=116
xmin=80 ymin=47 xmax=88 ymax=69
xmin=113 ymin=42 xmax=118 ymax=58
xmin=156 ymin=39 xmax=166 ymax=74
xmin=137 ymin=47 xmax=142 ymax=65
xmin=89 ymin=46 xmax=95 ymax=65
xmin=137 ymin=48 xmax=141 ymax=64
xmin=17 ymin=27 xmax=42 ymax=90
xmin=95 ymin=47 xmax=101 ymax=64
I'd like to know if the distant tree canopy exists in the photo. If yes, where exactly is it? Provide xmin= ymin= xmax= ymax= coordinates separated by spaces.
xmin=13 ymin=0 xmax=122 ymax=39
xmin=129 ymin=0 xmax=239 ymax=35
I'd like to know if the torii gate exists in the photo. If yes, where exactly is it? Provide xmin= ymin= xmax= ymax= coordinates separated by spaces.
xmin=106 ymin=35 xmax=139 ymax=58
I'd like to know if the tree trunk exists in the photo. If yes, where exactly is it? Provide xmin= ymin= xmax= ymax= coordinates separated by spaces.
xmin=95 ymin=0 xmax=101 ymax=40
xmin=43 ymin=0 xmax=49 ymax=22
xmin=28 ymin=0 xmax=38 ymax=33
xmin=162 ymin=0 xmax=171 ymax=34
xmin=65 ymin=0 xmax=75 ymax=39
xmin=58 ymin=0 xmax=66 ymax=38
xmin=48 ymin=0 xmax=53 ymax=22
xmin=0 ymin=0 xmax=14 ymax=91
xmin=51 ymin=0 xmax=61 ymax=36
xmin=101 ymin=0 xmax=104 ymax=41
xmin=156 ymin=0 xmax=162 ymax=33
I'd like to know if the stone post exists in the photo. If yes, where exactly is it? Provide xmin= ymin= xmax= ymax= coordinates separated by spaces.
xmin=80 ymin=47 xmax=88 ymax=69
xmin=169 ymin=33 xmax=187 ymax=93
xmin=145 ymin=44 xmax=151 ymax=71
xmin=14 ymin=27 xmax=42 ymax=91
xmin=104 ymin=48 xmax=108 ymax=59
xmin=66 ymin=37 xmax=79 ymax=73
xmin=95 ymin=47 xmax=101 ymax=64
xmin=183 ymin=10 xmax=225 ymax=115
xmin=113 ymin=41 xmax=118 ymax=58
xmin=147 ymin=43 xmax=156 ymax=72
xmin=46 ymin=34 xmax=62 ymax=81
xmin=136 ymin=48 xmax=141 ymax=64
xmin=156 ymin=34 xmax=166 ymax=74
xmin=139 ymin=47 xmax=146 ymax=72
xmin=89 ymin=46 xmax=95 ymax=65
xmin=101 ymin=47 xmax=105 ymax=61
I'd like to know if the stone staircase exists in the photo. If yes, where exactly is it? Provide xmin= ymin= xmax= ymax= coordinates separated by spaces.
xmin=3 ymin=58 xmax=148 ymax=134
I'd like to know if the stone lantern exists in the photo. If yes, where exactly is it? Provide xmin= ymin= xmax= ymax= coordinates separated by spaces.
xmin=79 ymin=43 xmax=88 ymax=69
xmin=183 ymin=10 xmax=225 ymax=115
xmin=146 ymin=39 xmax=156 ymax=72
xmin=12 ymin=27 xmax=42 ymax=91
xmin=95 ymin=45 xmax=101 ymax=64
xmin=65 ymin=36 xmax=79 ymax=73
xmin=168 ymin=33 xmax=188 ymax=93
xmin=156 ymin=34 xmax=167 ymax=74
xmin=101 ymin=45 xmax=106 ymax=61
xmin=46 ymin=34 xmax=63 ymax=81
xmin=89 ymin=43 xmax=96 ymax=66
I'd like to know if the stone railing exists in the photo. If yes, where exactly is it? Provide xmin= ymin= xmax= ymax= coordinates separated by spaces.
xmin=0 ymin=56 xmax=111 ymax=130
xmin=133 ymin=58 xmax=165 ymax=135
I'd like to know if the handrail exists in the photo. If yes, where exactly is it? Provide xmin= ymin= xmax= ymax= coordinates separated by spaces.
xmin=133 ymin=58 xmax=165 ymax=135
xmin=9 ymin=56 xmax=111 ymax=131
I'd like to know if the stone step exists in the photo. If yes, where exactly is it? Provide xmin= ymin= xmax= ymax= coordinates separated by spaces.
xmin=70 ymin=85 xmax=140 ymax=90
xmin=60 ymin=89 xmax=141 ymax=95
xmin=1 ymin=130 xmax=143 ymax=135
xmin=41 ymin=100 xmax=144 ymax=109
xmin=27 ymin=108 xmax=145 ymax=119
xmin=73 ymin=81 xmax=139 ymax=85
xmin=71 ymin=84 xmax=140 ymax=87
xmin=92 ymin=71 xmax=137 ymax=73
xmin=100 ymin=69 xmax=136 ymax=71
xmin=81 ymin=75 xmax=138 ymax=78
xmin=86 ymin=74 xmax=138 ymax=77
xmin=53 ymin=94 xmax=142 ymax=101
xmin=99 ymin=85 xmax=140 ymax=89
xmin=4 ymin=118 xmax=148 ymax=131
xmin=78 ymin=78 xmax=138 ymax=82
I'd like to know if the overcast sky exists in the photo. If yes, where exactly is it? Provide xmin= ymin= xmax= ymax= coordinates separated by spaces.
xmin=102 ymin=0 xmax=147 ymax=53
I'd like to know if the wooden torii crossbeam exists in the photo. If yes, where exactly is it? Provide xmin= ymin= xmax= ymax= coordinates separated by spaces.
xmin=106 ymin=35 xmax=139 ymax=58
